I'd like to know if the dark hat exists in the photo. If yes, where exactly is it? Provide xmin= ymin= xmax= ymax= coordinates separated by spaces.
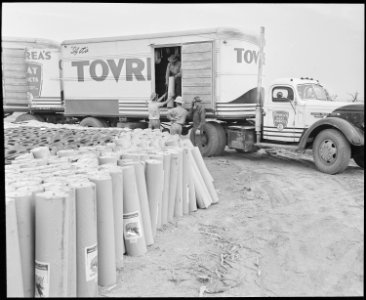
xmin=193 ymin=96 xmax=202 ymax=102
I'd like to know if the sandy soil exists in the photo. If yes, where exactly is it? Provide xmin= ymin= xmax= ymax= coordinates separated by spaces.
xmin=105 ymin=148 xmax=364 ymax=297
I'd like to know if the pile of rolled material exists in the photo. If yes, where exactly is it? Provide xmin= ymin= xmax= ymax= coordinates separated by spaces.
xmin=4 ymin=122 xmax=128 ymax=164
xmin=5 ymin=128 xmax=219 ymax=298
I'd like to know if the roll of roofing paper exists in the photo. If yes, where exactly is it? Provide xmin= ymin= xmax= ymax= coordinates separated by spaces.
xmin=174 ymin=149 xmax=183 ymax=218
xmin=189 ymin=175 xmax=197 ymax=212
xmin=31 ymin=146 xmax=51 ymax=159
xmin=145 ymin=159 xmax=164 ymax=237
xmin=98 ymin=155 xmax=118 ymax=165
xmin=182 ymin=148 xmax=190 ymax=215
xmin=43 ymin=186 xmax=78 ymax=297
xmin=188 ymin=151 xmax=212 ymax=208
xmin=106 ymin=167 xmax=124 ymax=269
xmin=147 ymin=154 xmax=164 ymax=229
xmin=161 ymin=152 xmax=171 ymax=225
xmin=168 ymin=151 xmax=179 ymax=222
xmin=88 ymin=174 xmax=116 ymax=287
xmin=6 ymin=196 xmax=25 ymax=297
xmin=187 ymin=155 xmax=197 ymax=212
xmin=122 ymin=165 xmax=147 ymax=256
xmin=191 ymin=147 xmax=219 ymax=204
xmin=57 ymin=149 xmax=77 ymax=157
xmin=133 ymin=162 xmax=154 ymax=246
xmin=12 ymin=190 xmax=36 ymax=297
xmin=35 ymin=191 xmax=72 ymax=297
xmin=73 ymin=181 xmax=98 ymax=297
xmin=121 ymin=153 xmax=141 ymax=161
xmin=167 ymin=76 xmax=175 ymax=107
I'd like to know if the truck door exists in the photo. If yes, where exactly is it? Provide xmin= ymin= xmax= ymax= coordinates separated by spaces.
xmin=262 ymin=85 xmax=303 ymax=143
xmin=181 ymin=42 xmax=214 ymax=110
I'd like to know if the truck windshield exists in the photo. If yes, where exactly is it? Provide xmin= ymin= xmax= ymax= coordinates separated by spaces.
xmin=297 ymin=84 xmax=330 ymax=101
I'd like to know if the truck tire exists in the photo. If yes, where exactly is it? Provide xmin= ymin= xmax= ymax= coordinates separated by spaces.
xmin=15 ymin=113 xmax=44 ymax=122
xmin=195 ymin=122 xmax=223 ymax=157
xmin=353 ymin=146 xmax=364 ymax=169
xmin=80 ymin=117 xmax=107 ymax=127
xmin=312 ymin=129 xmax=351 ymax=174
xmin=208 ymin=122 xmax=227 ymax=156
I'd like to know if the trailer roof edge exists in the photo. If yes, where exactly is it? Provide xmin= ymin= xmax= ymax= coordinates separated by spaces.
xmin=2 ymin=36 xmax=60 ymax=48
xmin=61 ymin=27 xmax=261 ymax=45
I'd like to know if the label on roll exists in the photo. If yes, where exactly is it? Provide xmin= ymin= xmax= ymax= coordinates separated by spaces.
xmin=123 ymin=211 xmax=143 ymax=242
xmin=85 ymin=244 xmax=98 ymax=281
xmin=35 ymin=260 xmax=50 ymax=298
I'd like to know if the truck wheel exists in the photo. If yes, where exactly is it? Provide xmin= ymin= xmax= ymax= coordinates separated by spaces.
xmin=312 ymin=129 xmax=351 ymax=174
xmin=353 ymin=146 xmax=364 ymax=169
xmin=208 ymin=122 xmax=227 ymax=156
xmin=195 ymin=122 xmax=223 ymax=157
xmin=15 ymin=113 xmax=44 ymax=122
xmin=80 ymin=117 xmax=107 ymax=127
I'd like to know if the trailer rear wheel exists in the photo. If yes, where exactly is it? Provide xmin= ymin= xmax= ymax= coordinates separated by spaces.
xmin=353 ymin=146 xmax=364 ymax=169
xmin=208 ymin=122 xmax=227 ymax=156
xmin=15 ymin=113 xmax=44 ymax=122
xmin=80 ymin=117 xmax=107 ymax=127
xmin=313 ymin=129 xmax=351 ymax=174
xmin=195 ymin=122 xmax=224 ymax=157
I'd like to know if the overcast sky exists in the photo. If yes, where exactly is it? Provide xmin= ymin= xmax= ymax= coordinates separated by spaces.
xmin=2 ymin=3 xmax=364 ymax=101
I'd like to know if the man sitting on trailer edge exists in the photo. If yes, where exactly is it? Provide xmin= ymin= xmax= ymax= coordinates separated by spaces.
xmin=167 ymin=96 xmax=188 ymax=135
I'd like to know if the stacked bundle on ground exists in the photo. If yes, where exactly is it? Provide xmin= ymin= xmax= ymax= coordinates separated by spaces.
xmin=5 ymin=128 xmax=219 ymax=297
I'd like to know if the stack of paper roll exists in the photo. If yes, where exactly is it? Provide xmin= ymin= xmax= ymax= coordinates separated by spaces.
xmin=5 ymin=128 xmax=219 ymax=297
xmin=6 ymin=194 xmax=25 ymax=297
xmin=34 ymin=190 xmax=74 ymax=297
xmin=89 ymin=173 xmax=117 ymax=288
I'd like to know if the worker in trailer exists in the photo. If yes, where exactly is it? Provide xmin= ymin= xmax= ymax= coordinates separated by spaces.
xmin=165 ymin=54 xmax=182 ymax=97
xmin=188 ymin=96 xmax=206 ymax=146
xmin=147 ymin=92 xmax=172 ymax=130
xmin=167 ymin=96 xmax=188 ymax=135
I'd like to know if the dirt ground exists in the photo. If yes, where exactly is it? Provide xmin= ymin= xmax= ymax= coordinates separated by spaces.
xmin=104 ymin=148 xmax=364 ymax=297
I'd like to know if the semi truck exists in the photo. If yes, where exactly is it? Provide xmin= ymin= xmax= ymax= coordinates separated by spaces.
xmin=2 ymin=27 xmax=364 ymax=174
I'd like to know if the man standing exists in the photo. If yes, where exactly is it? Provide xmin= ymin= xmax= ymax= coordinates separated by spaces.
xmin=147 ymin=92 xmax=172 ymax=130
xmin=165 ymin=54 xmax=182 ymax=97
xmin=167 ymin=96 xmax=188 ymax=135
xmin=189 ymin=96 xmax=206 ymax=145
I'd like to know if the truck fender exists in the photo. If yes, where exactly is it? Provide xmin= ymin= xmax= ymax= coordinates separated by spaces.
xmin=297 ymin=117 xmax=364 ymax=152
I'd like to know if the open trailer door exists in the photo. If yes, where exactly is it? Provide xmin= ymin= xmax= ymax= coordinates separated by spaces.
xmin=181 ymin=42 xmax=214 ymax=110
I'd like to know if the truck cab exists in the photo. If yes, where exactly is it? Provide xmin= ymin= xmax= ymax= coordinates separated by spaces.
xmin=262 ymin=77 xmax=351 ymax=143
xmin=260 ymin=77 xmax=364 ymax=174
